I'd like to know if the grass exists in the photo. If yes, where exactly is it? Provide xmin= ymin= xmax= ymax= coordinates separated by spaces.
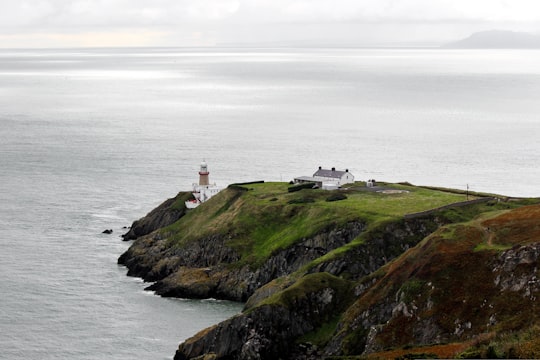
xmin=399 ymin=279 xmax=426 ymax=303
xmin=457 ymin=325 xmax=540 ymax=358
xmin=298 ymin=315 xmax=341 ymax=347
xmin=160 ymin=181 xmax=526 ymax=269
xmin=170 ymin=191 xmax=195 ymax=211
xmin=257 ymin=272 xmax=353 ymax=311
xmin=473 ymin=242 xmax=512 ymax=252
xmin=162 ymin=182 xmax=473 ymax=266
xmin=318 ymin=183 xmax=469 ymax=219
xmin=237 ymin=182 xmax=470 ymax=218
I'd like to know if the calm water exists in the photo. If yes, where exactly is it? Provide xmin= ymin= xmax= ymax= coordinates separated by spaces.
xmin=1 ymin=47 xmax=539 ymax=359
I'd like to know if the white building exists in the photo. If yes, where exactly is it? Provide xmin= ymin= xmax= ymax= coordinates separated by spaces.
xmin=294 ymin=166 xmax=355 ymax=189
xmin=185 ymin=161 xmax=222 ymax=209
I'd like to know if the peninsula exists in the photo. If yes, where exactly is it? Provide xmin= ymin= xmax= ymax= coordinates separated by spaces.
xmin=119 ymin=180 xmax=540 ymax=359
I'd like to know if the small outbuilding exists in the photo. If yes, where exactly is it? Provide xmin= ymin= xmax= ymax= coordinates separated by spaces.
xmin=367 ymin=179 xmax=377 ymax=188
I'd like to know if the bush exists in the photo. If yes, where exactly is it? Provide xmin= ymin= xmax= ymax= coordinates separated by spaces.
xmin=398 ymin=182 xmax=414 ymax=186
xmin=228 ymin=180 xmax=264 ymax=189
xmin=288 ymin=197 xmax=315 ymax=204
xmin=326 ymin=193 xmax=348 ymax=202
xmin=288 ymin=182 xmax=316 ymax=193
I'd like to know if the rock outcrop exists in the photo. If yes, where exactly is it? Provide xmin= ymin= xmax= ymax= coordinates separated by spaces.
xmin=120 ymin=221 xmax=366 ymax=301
xmin=306 ymin=217 xmax=443 ymax=280
xmin=321 ymin=205 xmax=540 ymax=358
xmin=493 ymin=243 xmax=540 ymax=297
xmin=174 ymin=273 xmax=352 ymax=360
xmin=121 ymin=192 xmax=191 ymax=241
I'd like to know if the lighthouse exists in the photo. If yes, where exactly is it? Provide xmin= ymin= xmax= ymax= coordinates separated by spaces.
xmin=185 ymin=160 xmax=222 ymax=209
xmin=199 ymin=160 xmax=210 ymax=186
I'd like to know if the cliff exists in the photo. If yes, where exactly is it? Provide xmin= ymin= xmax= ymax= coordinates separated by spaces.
xmin=121 ymin=191 xmax=192 ymax=241
xmin=119 ymin=182 xmax=540 ymax=359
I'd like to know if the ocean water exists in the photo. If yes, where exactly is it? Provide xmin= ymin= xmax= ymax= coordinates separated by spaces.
xmin=0 ymin=47 xmax=539 ymax=359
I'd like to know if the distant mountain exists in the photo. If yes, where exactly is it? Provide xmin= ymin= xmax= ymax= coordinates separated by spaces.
xmin=443 ymin=30 xmax=540 ymax=49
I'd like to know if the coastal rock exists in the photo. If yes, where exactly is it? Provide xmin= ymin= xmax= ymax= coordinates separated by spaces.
xmin=174 ymin=273 xmax=351 ymax=360
xmin=121 ymin=192 xmax=191 ymax=241
xmin=129 ymin=222 xmax=364 ymax=301
xmin=168 ymin=216 xmax=453 ymax=359
xmin=307 ymin=217 xmax=443 ymax=280
xmin=147 ymin=267 xmax=218 ymax=299
xmin=492 ymin=243 xmax=540 ymax=296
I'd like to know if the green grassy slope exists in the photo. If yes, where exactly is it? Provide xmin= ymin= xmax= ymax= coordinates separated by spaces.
xmin=162 ymin=182 xmax=474 ymax=267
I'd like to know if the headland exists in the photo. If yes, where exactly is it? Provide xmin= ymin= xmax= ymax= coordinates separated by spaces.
xmin=118 ymin=180 xmax=540 ymax=359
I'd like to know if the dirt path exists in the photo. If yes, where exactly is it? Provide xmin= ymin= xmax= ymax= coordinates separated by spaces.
xmin=483 ymin=227 xmax=495 ymax=246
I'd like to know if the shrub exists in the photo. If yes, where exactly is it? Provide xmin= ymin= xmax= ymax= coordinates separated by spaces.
xmin=288 ymin=182 xmax=316 ymax=193
xmin=326 ymin=193 xmax=348 ymax=202
xmin=288 ymin=197 xmax=315 ymax=204
xmin=400 ymin=279 xmax=425 ymax=303
xmin=228 ymin=180 xmax=264 ymax=190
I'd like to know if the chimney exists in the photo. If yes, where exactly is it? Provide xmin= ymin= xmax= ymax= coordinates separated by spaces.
xmin=331 ymin=167 xmax=335 ymax=171
xmin=319 ymin=166 xmax=322 ymax=170
xmin=346 ymin=169 xmax=349 ymax=172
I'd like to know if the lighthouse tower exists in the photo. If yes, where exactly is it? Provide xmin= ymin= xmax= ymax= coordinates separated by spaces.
xmin=185 ymin=160 xmax=222 ymax=209
xmin=199 ymin=160 xmax=210 ymax=186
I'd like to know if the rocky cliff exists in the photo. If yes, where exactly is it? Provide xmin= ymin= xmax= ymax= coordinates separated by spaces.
xmin=121 ymin=191 xmax=192 ymax=241
xmin=119 ymin=182 xmax=540 ymax=359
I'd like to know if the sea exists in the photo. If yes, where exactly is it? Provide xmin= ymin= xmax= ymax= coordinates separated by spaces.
xmin=0 ymin=47 xmax=539 ymax=359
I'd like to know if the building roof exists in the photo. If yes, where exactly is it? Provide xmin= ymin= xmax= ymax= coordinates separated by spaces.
xmin=313 ymin=168 xmax=350 ymax=178
xmin=294 ymin=176 xmax=320 ymax=182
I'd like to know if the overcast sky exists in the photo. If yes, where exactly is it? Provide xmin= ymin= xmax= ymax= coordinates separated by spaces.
xmin=1 ymin=0 xmax=540 ymax=48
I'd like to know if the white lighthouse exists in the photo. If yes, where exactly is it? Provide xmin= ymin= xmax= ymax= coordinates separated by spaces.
xmin=185 ymin=160 xmax=222 ymax=209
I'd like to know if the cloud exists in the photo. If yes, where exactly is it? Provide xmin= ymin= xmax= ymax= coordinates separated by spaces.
xmin=1 ymin=0 xmax=539 ymax=47
xmin=0 ymin=0 xmax=241 ymax=29
xmin=2 ymin=0 xmax=540 ymax=29
xmin=235 ymin=0 xmax=540 ymax=24
xmin=0 ymin=29 xmax=171 ymax=47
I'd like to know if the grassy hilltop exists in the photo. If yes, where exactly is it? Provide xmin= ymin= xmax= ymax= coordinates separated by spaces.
xmin=163 ymin=182 xmax=475 ymax=264
xmin=119 ymin=181 xmax=540 ymax=359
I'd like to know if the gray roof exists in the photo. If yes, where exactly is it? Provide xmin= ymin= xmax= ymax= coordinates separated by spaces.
xmin=313 ymin=169 xmax=350 ymax=178
xmin=294 ymin=176 xmax=319 ymax=182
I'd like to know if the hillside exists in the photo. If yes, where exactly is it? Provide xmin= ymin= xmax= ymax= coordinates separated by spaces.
xmin=118 ymin=182 xmax=540 ymax=359
xmin=443 ymin=30 xmax=540 ymax=49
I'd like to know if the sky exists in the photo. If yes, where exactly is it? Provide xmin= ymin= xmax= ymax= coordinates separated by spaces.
xmin=1 ymin=0 xmax=540 ymax=48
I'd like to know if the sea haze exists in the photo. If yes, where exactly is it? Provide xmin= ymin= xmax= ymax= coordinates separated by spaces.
xmin=0 ymin=47 xmax=539 ymax=359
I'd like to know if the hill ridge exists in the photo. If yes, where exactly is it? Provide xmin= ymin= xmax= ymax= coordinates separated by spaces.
xmin=443 ymin=30 xmax=540 ymax=49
